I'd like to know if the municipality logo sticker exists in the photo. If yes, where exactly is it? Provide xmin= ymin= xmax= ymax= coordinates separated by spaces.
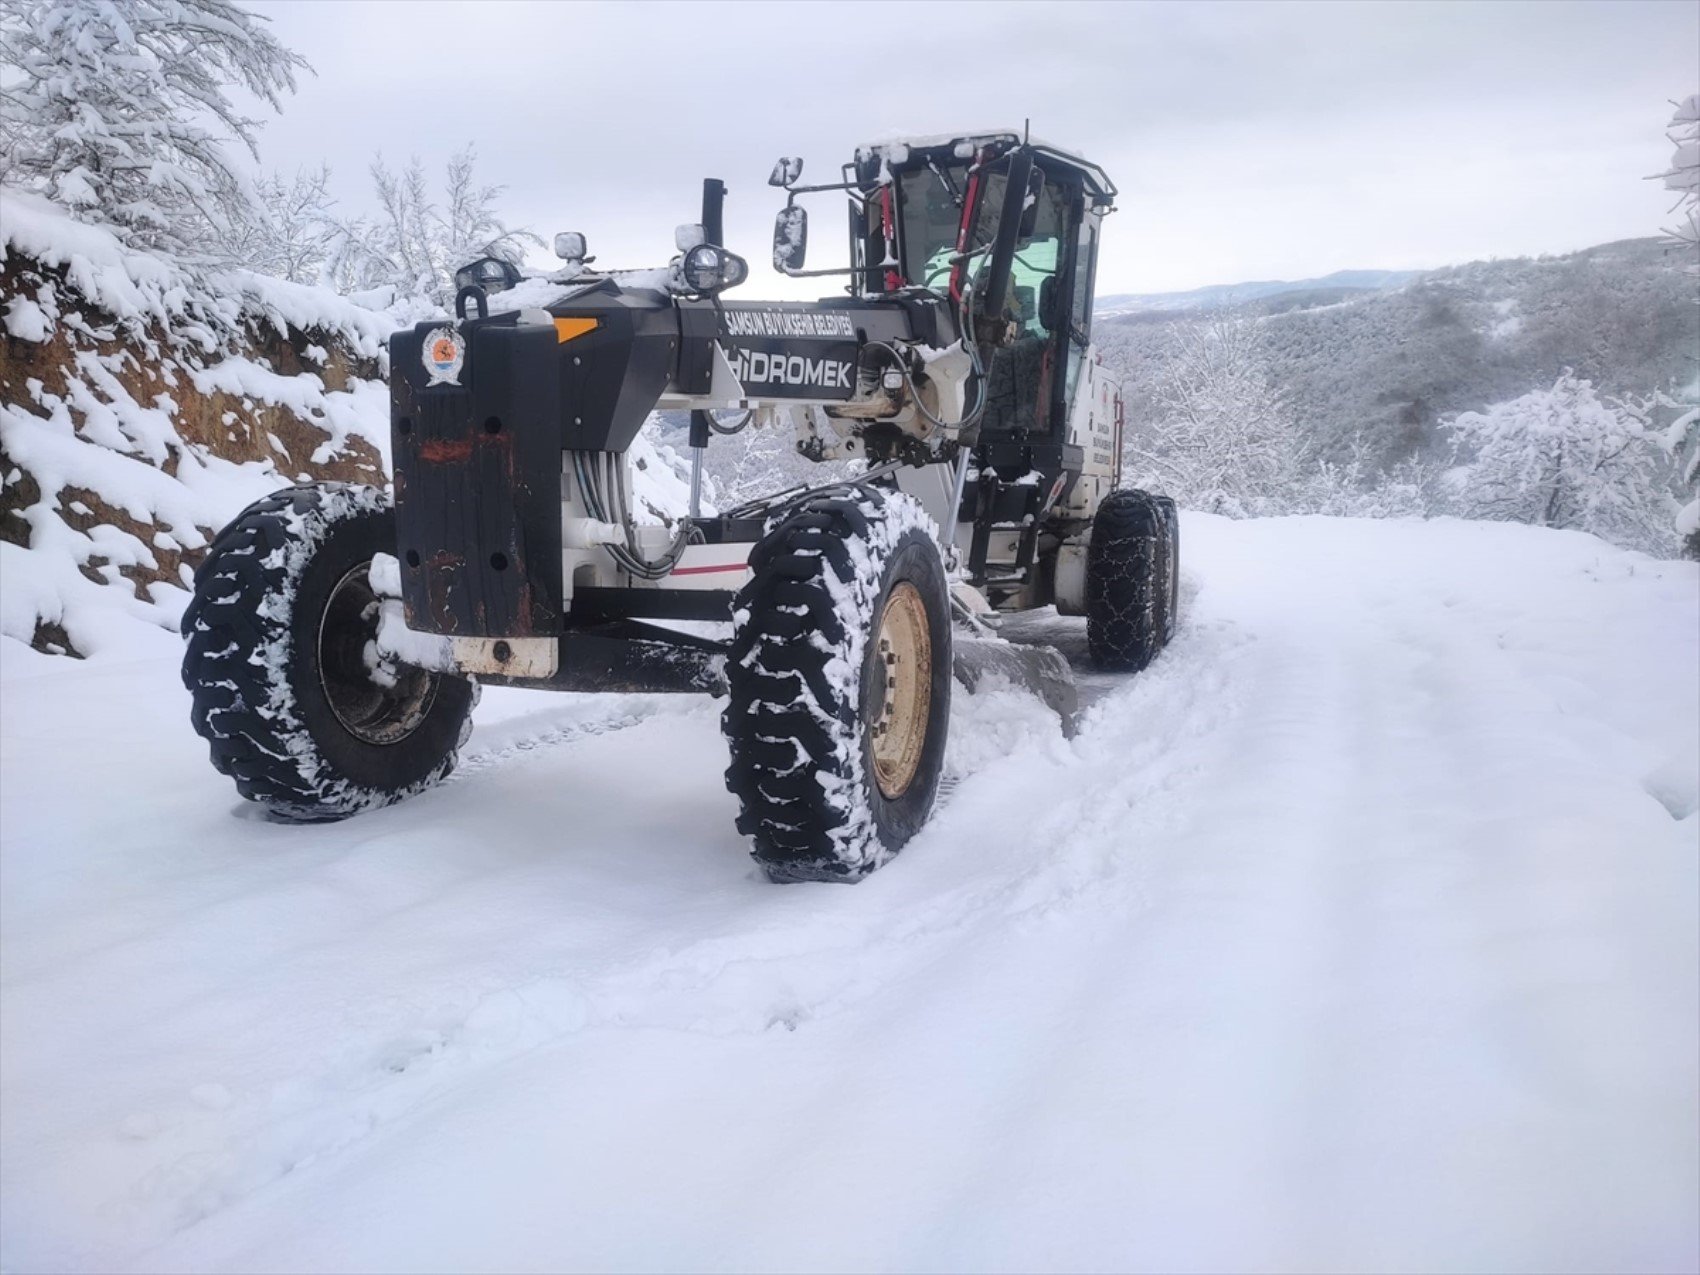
xmin=422 ymin=327 xmax=466 ymax=386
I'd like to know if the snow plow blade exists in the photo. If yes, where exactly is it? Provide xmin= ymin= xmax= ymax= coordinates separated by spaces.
xmin=951 ymin=635 xmax=1080 ymax=738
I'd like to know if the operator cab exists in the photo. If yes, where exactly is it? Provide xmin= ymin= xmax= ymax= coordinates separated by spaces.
xmin=768 ymin=133 xmax=1115 ymax=450
xmin=854 ymin=134 xmax=1115 ymax=444
xmin=765 ymin=133 xmax=1120 ymax=603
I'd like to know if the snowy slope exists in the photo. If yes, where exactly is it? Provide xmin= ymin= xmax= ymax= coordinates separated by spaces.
xmin=0 ymin=189 xmax=393 ymax=656
xmin=2 ymin=513 xmax=1695 ymax=1274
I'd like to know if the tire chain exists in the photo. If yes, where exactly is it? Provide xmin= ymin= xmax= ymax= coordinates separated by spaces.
xmin=1086 ymin=489 xmax=1166 ymax=672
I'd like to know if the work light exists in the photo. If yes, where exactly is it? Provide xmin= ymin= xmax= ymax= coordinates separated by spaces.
xmin=681 ymin=243 xmax=748 ymax=294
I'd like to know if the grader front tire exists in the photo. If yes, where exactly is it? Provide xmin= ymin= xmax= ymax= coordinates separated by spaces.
xmin=722 ymin=489 xmax=952 ymax=883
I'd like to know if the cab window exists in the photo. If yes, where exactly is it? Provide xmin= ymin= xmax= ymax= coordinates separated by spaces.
xmin=897 ymin=165 xmax=969 ymax=290
xmin=1006 ymin=179 xmax=1068 ymax=336
xmin=1066 ymin=217 xmax=1098 ymax=402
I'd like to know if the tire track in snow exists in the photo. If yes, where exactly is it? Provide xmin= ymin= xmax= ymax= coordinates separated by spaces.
xmin=105 ymin=621 xmax=1263 ymax=1257
xmin=14 ymin=520 xmax=1697 ymax=1275
xmin=451 ymin=695 xmax=679 ymax=777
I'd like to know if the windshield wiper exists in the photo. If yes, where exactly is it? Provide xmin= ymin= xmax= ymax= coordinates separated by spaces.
xmin=928 ymin=159 xmax=963 ymax=208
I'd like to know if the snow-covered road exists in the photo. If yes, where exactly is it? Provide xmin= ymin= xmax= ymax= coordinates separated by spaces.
xmin=3 ymin=515 xmax=1696 ymax=1273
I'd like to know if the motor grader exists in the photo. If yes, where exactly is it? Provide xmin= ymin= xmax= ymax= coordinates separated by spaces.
xmin=182 ymin=130 xmax=1179 ymax=882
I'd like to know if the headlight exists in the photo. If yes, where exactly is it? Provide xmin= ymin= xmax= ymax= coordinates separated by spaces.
xmin=453 ymin=256 xmax=520 ymax=294
xmin=681 ymin=243 xmax=748 ymax=294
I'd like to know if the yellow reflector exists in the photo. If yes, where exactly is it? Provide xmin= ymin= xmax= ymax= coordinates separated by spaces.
xmin=554 ymin=317 xmax=598 ymax=343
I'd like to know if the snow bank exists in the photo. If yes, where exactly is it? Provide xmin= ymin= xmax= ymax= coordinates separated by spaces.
xmin=1 ymin=188 xmax=395 ymax=656
xmin=1 ymin=189 xmax=189 ymax=338
xmin=1 ymin=189 xmax=388 ymax=358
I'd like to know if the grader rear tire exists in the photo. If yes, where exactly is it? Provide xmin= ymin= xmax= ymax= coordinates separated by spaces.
xmin=1086 ymin=488 xmax=1171 ymax=672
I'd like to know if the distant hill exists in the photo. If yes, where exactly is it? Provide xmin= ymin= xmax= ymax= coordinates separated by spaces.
xmin=1095 ymin=268 xmax=1419 ymax=318
xmin=1095 ymin=237 xmax=1697 ymax=467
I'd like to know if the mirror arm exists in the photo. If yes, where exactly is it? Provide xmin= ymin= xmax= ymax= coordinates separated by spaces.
xmin=781 ymin=263 xmax=900 ymax=280
xmin=780 ymin=186 xmax=865 ymax=213
xmin=787 ymin=179 xmax=871 ymax=202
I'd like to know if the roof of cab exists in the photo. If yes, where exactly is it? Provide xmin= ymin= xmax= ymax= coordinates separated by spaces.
xmin=855 ymin=130 xmax=1116 ymax=201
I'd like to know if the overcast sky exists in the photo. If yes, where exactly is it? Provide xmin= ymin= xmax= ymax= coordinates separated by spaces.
xmin=246 ymin=0 xmax=1698 ymax=299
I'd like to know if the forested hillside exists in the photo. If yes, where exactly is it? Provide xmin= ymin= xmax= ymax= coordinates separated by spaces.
xmin=1094 ymin=267 xmax=1419 ymax=319
xmin=1098 ymin=237 xmax=1695 ymax=468
xmin=1095 ymin=209 xmax=1698 ymax=558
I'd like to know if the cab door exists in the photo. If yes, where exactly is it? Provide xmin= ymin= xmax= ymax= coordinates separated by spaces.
xmin=976 ymin=167 xmax=1074 ymax=441
xmin=1058 ymin=209 xmax=1123 ymax=516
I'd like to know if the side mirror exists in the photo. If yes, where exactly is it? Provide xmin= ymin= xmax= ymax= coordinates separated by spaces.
xmin=768 ymin=156 xmax=804 ymax=187
xmin=773 ymin=205 xmax=808 ymax=273
xmin=1017 ymin=168 xmax=1046 ymax=242
xmin=554 ymin=231 xmax=588 ymax=261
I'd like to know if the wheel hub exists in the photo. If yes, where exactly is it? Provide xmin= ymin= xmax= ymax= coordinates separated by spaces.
xmin=869 ymin=580 xmax=932 ymax=800
xmin=318 ymin=561 xmax=438 ymax=746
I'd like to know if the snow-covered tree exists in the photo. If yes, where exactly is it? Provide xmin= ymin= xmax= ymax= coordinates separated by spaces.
xmin=327 ymin=147 xmax=540 ymax=307
xmin=1124 ymin=316 xmax=1309 ymax=516
xmin=1443 ymin=371 xmax=1673 ymax=554
xmin=1651 ymin=93 xmax=1700 ymax=557
xmin=716 ymin=420 xmax=793 ymax=503
xmin=1657 ymin=94 xmax=1700 ymax=274
xmin=0 ymin=0 xmax=308 ymax=256
xmin=218 ymin=164 xmax=335 ymax=283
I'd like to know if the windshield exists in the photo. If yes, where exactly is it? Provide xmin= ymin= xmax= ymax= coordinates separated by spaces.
xmin=895 ymin=161 xmax=1070 ymax=325
xmin=896 ymin=163 xmax=973 ymax=291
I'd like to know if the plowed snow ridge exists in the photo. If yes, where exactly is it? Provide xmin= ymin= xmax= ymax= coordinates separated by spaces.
xmin=1 ymin=514 xmax=1695 ymax=1273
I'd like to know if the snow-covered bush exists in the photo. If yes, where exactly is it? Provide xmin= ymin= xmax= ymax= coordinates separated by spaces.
xmin=1116 ymin=313 xmax=1445 ymax=521
xmin=1656 ymin=394 xmax=1699 ymax=558
xmin=0 ymin=0 xmax=307 ymax=257
xmin=1122 ymin=316 xmax=1309 ymax=517
xmin=704 ymin=418 xmax=793 ymax=505
xmin=1441 ymin=371 xmax=1674 ymax=555
xmin=1300 ymin=439 xmax=1441 ymax=519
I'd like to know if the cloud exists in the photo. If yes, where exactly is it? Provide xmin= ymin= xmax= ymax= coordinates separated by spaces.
xmin=246 ymin=0 xmax=1699 ymax=294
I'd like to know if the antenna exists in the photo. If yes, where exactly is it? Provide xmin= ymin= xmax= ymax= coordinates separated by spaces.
xmin=1023 ymin=118 xmax=1030 ymax=144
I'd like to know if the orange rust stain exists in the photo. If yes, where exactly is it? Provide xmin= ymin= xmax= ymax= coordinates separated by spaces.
xmin=419 ymin=438 xmax=474 ymax=463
